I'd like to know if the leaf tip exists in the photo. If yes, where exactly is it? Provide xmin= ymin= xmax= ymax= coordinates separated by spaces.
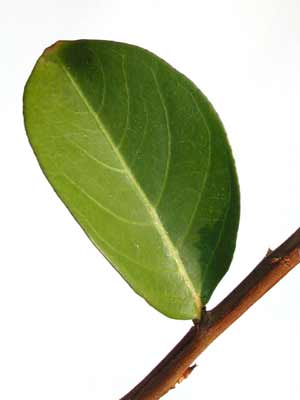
xmin=43 ymin=40 xmax=66 ymax=56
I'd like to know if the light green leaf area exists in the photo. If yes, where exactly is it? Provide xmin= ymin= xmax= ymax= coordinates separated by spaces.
xmin=23 ymin=40 xmax=239 ymax=320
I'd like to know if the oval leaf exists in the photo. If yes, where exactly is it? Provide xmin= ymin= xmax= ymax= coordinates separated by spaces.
xmin=23 ymin=40 xmax=240 ymax=320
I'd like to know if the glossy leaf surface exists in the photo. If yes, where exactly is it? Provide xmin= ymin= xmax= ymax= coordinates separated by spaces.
xmin=23 ymin=40 xmax=239 ymax=319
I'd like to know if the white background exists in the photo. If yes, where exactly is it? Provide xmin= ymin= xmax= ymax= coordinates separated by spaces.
xmin=1 ymin=1 xmax=300 ymax=399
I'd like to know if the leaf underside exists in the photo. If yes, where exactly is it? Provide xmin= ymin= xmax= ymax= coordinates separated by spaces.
xmin=23 ymin=40 xmax=240 ymax=320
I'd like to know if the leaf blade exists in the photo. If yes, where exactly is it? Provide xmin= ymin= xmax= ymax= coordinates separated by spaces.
xmin=23 ymin=40 xmax=240 ymax=319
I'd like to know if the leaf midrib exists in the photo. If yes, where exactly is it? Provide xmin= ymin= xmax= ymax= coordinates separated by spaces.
xmin=53 ymin=57 xmax=201 ymax=315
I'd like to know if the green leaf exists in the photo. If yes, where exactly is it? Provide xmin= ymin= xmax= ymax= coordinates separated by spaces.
xmin=23 ymin=40 xmax=240 ymax=320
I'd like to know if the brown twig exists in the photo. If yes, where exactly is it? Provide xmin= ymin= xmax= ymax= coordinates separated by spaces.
xmin=120 ymin=228 xmax=300 ymax=400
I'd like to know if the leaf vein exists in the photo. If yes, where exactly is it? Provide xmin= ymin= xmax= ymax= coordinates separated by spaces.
xmin=71 ymin=205 xmax=154 ymax=270
xmin=150 ymin=68 xmax=171 ymax=208
xmin=117 ymin=55 xmax=130 ymax=148
xmin=65 ymin=137 xmax=125 ymax=173
xmin=200 ymin=184 xmax=232 ymax=296
xmin=130 ymin=100 xmax=149 ymax=166
xmin=176 ymin=88 xmax=212 ymax=248
xmin=62 ymin=173 xmax=150 ymax=226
